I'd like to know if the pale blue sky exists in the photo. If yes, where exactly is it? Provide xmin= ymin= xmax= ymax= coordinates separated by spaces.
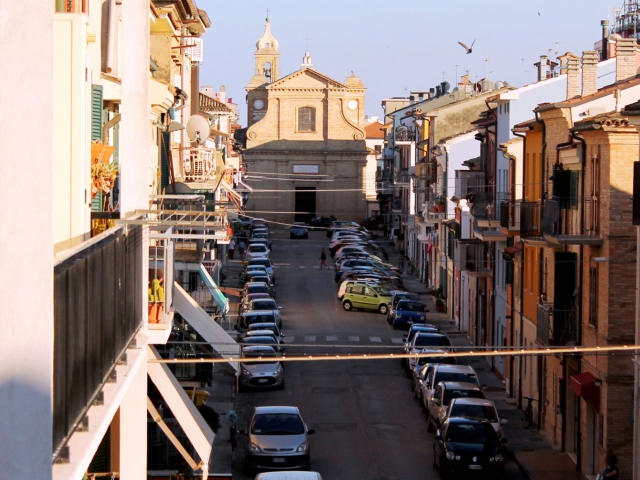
xmin=200 ymin=0 xmax=618 ymax=123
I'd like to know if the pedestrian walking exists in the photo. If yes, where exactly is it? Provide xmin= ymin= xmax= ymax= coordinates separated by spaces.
xmin=598 ymin=453 xmax=619 ymax=480
xmin=319 ymin=248 xmax=328 ymax=270
xmin=399 ymin=248 xmax=406 ymax=273
xmin=238 ymin=239 xmax=246 ymax=259
xmin=228 ymin=238 xmax=236 ymax=259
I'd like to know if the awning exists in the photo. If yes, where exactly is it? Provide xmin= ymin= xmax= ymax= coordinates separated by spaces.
xmin=147 ymin=345 xmax=215 ymax=473
xmin=569 ymin=371 xmax=600 ymax=412
xmin=173 ymin=282 xmax=240 ymax=372
xmin=198 ymin=264 xmax=229 ymax=315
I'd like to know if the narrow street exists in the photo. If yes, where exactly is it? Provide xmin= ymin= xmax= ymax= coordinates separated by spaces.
xmin=229 ymin=230 xmax=526 ymax=479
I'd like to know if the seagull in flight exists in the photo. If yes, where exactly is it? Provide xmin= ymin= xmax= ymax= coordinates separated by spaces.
xmin=458 ymin=39 xmax=476 ymax=54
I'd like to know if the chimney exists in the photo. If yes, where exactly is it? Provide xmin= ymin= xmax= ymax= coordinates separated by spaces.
xmin=537 ymin=55 xmax=549 ymax=81
xmin=581 ymin=51 xmax=599 ymax=97
xmin=565 ymin=54 xmax=580 ymax=99
xmin=601 ymin=20 xmax=609 ymax=60
xmin=616 ymin=37 xmax=637 ymax=82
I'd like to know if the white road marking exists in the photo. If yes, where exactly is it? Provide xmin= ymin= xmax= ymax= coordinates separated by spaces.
xmin=299 ymin=266 xmax=306 ymax=269
xmin=391 ymin=337 xmax=404 ymax=344
xmin=326 ymin=335 xmax=337 ymax=341
xmin=305 ymin=335 xmax=316 ymax=342
xmin=348 ymin=336 xmax=360 ymax=342
xmin=370 ymin=337 xmax=381 ymax=342
xmin=283 ymin=337 xmax=294 ymax=343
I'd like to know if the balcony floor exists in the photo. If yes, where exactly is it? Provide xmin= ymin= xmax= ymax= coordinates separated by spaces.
xmin=544 ymin=234 xmax=604 ymax=246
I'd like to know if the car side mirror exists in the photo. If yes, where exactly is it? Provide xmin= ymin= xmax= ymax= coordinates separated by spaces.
xmin=500 ymin=438 xmax=508 ymax=444
xmin=307 ymin=429 xmax=315 ymax=435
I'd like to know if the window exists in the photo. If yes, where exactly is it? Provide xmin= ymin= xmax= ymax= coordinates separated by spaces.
xmin=588 ymin=266 xmax=598 ymax=327
xmin=375 ymin=145 xmax=382 ymax=154
xmin=298 ymin=107 xmax=316 ymax=132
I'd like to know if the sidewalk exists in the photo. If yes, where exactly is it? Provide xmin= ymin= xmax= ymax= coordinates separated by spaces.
xmin=396 ymin=261 xmax=587 ymax=480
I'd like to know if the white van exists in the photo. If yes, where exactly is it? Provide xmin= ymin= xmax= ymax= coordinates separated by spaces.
xmin=255 ymin=472 xmax=323 ymax=480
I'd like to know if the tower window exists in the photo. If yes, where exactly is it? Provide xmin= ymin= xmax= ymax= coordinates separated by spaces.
xmin=298 ymin=107 xmax=316 ymax=132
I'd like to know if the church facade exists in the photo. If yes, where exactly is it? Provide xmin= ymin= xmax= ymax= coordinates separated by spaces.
xmin=242 ymin=19 xmax=370 ymax=225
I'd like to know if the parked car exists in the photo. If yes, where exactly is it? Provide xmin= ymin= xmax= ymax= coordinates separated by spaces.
xmin=249 ymin=238 xmax=271 ymax=251
xmin=410 ymin=349 xmax=458 ymax=398
xmin=309 ymin=215 xmax=336 ymax=231
xmin=433 ymin=417 xmax=507 ymax=477
xmin=243 ymin=330 xmax=284 ymax=352
xmin=387 ymin=291 xmax=420 ymax=324
xmin=326 ymin=220 xmax=361 ymax=237
xmin=405 ymin=332 xmax=452 ymax=373
xmin=401 ymin=327 xmax=445 ymax=369
xmin=242 ymin=282 xmax=274 ymax=300
xmin=239 ymin=334 xmax=280 ymax=351
xmin=359 ymin=215 xmax=383 ymax=230
xmin=244 ymin=275 xmax=276 ymax=298
xmin=237 ymin=310 xmax=282 ymax=331
xmin=241 ymin=265 xmax=270 ymax=284
xmin=241 ymin=406 xmax=315 ymax=474
xmin=420 ymin=364 xmax=479 ymax=415
xmin=342 ymin=284 xmax=393 ymax=314
xmin=241 ymin=298 xmax=282 ymax=319
xmin=389 ymin=300 xmax=428 ymax=330
xmin=238 ymin=345 xmax=284 ymax=391
xmin=247 ymin=258 xmax=276 ymax=283
xmin=334 ymin=259 xmax=401 ymax=283
xmin=427 ymin=381 xmax=486 ymax=432
xmin=251 ymin=219 xmax=270 ymax=232
xmin=445 ymin=397 xmax=508 ymax=435
xmin=246 ymin=244 xmax=270 ymax=260
xmin=238 ymin=293 xmax=272 ymax=314
xmin=255 ymin=471 xmax=323 ymax=480
xmin=251 ymin=232 xmax=272 ymax=248
xmin=337 ymin=279 xmax=381 ymax=300
xmin=290 ymin=222 xmax=309 ymax=239
xmin=246 ymin=322 xmax=285 ymax=345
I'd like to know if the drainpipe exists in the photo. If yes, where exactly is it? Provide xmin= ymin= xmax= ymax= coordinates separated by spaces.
xmin=534 ymin=110 xmax=548 ymax=199
xmin=570 ymin=129 xmax=587 ymax=472
xmin=105 ymin=0 xmax=117 ymax=74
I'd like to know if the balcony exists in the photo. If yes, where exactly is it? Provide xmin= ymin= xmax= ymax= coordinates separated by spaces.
xmin=53 ymin=225 xmax=144 ymax=462
xmin=499 ymin=200 xmax=520 ymax=235
xmin=541 ymin=197 xmax=603 ymax=246
xmin=454 ymin=240 xmax=492 ymax=277
xmin=536 ymin=303 xmax=579 ymax=346
xmin=394 ymin=128 xmax=416 ymax=143
xmin=422 ymin=196 xmax=446 ymax=224
xmin=455 ymin=171 xmax=485 ymax=199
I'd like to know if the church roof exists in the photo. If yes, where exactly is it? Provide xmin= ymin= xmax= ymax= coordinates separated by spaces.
xmin=256 ymin=18 xmax=279 ymax=51
xmin=267 ymin=68 xmax=349 ymax=89
xmin=345 ymin=71 xmax=364 ymax=88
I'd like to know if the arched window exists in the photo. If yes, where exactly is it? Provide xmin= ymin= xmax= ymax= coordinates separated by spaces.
xmin=298 ymin=107 xmax=316 ymax=132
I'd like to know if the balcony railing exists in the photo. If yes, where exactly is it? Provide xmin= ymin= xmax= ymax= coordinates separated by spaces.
xmin=454 ymin=240 xmax=491 ymax=276
xmin=536 ymin=303 xmax=578 ymax=346
xmin=422 ymin=196 xmax=447 ymax=221
xmin=541 ymin=197 xmax=603 ymax=245
xmin=500 ymin=200 xmax=545 ymax=237
xmin=455 ymin=171 xmax=485 ymax=198
xmin=394 ymin=129 xmax=416 ymax=142
xmin=53 ymin=225 xmax=144 ymax=461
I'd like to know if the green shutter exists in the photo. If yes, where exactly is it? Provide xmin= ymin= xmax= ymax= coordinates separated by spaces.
xmin=160 ymin=132 xmax=171 ymax=192
xmin=569 ymin=171 xmax=579 ymax=209
xmin=91 ymin=85 xmax=103 ymax=142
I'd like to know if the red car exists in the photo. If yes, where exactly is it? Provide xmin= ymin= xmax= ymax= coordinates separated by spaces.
xmin=359 ymin=216 xmax=382 ymax=230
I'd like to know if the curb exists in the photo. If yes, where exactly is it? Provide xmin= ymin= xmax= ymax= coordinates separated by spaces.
xmin=509 ymin=449 xmax=533 ymax=480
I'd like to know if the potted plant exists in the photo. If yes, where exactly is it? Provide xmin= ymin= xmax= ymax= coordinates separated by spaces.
xmin=436 ymin=197 xmax=446 ymax=213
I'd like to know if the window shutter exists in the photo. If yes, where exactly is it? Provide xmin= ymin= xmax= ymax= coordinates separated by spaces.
xmin=569 ymin=171 xmax=579 ymax=209
xmin=633 ymin=162 xmax=640 ymax=225
xmin=91 ymin=85 xmax=103 ymax=142
xmin=160 ymin=132 xmax=171 ymax=192
xmin=552 ymin=169 xmax=571 ymax=208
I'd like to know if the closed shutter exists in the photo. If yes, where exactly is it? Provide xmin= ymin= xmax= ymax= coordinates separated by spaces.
xmin=160 ymin=132 xmax=171 ymax=192
xmin=633 ymin=162 xmax=640 ymax=225
xmin=569 ymin=171 xmax=579 ymax=209
xmin=552 ymin=170 xmax=571 ymax=208
xmin=91 ymin=85 xmax=104 ymax=212
xmin=87 ymin=426 xmax=110 ymax=473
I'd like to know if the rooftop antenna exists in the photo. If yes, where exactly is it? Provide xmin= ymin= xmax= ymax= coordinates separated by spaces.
xmin=266 ymin=7 xmax=269 ymax=20
xmin=442 ymin=70 xmax=446 ymax=82
xmin=304 ymin=35 xmax=310 ymax=51
xmin=454 ymin=64 xmax=460 ymax=81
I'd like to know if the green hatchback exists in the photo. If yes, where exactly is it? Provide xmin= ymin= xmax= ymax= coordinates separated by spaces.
xmin=342 ymin=283 xmax=393 ymax=314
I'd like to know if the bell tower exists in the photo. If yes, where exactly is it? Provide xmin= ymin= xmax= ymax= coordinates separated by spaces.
xmin=247 ymin=18 xmax=280 ymax=89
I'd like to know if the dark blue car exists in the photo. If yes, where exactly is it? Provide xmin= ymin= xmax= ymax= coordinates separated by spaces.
xmin=389 ymin=300 xmax=428 ymax=330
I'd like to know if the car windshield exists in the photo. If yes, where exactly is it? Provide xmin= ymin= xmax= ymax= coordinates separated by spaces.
xmin=251 ymin=300 xmax=277 ymax=310
xmin=435 ymin=372 xmax=479 ymax=386
xmin=242 ymin=314 xmax=277 ymax=328
xmin=243 ymin=350 xmax=279 ymax=365
xmin=251 ymin=413 xmax=305 ymax=435
xmin=450 ymin=404 xmax=498 ymax=422
xmin=398 ymin=302 xmax=423 ymax=312
xmin=241 ymin=336 xmax=275 ymax=345
xmin=247 ymin=285 xmax=269 ymax=295
xmin=417 ymin=355 xmax=457 ymax=367
xmin=248 ymin=245 xmax=267 ymax=253
xmin=445 ymin=422 xmax=494 ymax=443
xmin=414 ymin=335 xmax=449 ymax=347
xmin=249 ymin=259 xmax=271 ymax=268
xmin=442 ymin=389 xmax=484 ymax=406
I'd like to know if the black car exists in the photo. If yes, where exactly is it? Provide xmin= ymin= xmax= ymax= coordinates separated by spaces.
xmin=309 ymin=215 xmax=337 ymax=231
xmin=433 ymin=417 xmax=508 ymax=478
xmin=290 ymin=222 xmax=309 ymax=239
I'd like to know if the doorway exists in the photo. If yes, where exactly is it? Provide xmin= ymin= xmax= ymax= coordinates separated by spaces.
xmin=295 ymin=187 xmax=316 ymax=224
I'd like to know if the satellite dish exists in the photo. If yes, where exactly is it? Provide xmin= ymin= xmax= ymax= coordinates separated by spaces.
xmin=494 ymin=81 xmax=505 ymax=89
xmin=186 ymin=114 xmax=210 ymax=145
xmin=474 ymin=82 xmax=483 ymax=93
xmin=441 ymin=81 xmax=450 ymax=93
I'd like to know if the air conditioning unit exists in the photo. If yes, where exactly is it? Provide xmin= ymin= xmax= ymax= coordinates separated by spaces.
xmin=189 ymin=38 xmax=204 ymax=63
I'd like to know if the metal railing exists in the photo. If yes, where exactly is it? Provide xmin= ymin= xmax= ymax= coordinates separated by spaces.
xmin=394 ymin=129 xmax=416 ymax=142
xmin=541 ymin=197 xmax=600 ymax=237
xmin=537 ymin=304 xmax=579 ymax=346
xmin=500 ymin=200 xmax=545 ymax=237
xmin=53 ymin=225 xmax=144 ymax=460
xmin=454 ymin=240 xmax=491 ymax=275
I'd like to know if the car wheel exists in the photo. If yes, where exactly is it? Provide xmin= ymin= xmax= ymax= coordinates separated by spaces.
xmin=343 ymin=300 xmax=353 ymax=311
xmin=378 ymin=304 xmax=388 ymax=315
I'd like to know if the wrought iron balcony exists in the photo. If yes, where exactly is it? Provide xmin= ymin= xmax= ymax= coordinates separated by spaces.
xmin=454 ymin=240 xmax=492 ymax=277
xmin=536 ymin=303 xmax=579 ymax=346
xmin=455 ymin=171 xmax=485 ymax=198
xmin=394 ymin=129 xmax=416 ymax=143
xmin=541 ymin=197 xmax=603 ymax=246
xmin=500 ymin=200 xmax=545 ymax=238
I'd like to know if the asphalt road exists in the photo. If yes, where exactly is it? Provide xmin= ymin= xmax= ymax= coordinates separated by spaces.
xmin=231 ymin=229 xmax=525 ymax=480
